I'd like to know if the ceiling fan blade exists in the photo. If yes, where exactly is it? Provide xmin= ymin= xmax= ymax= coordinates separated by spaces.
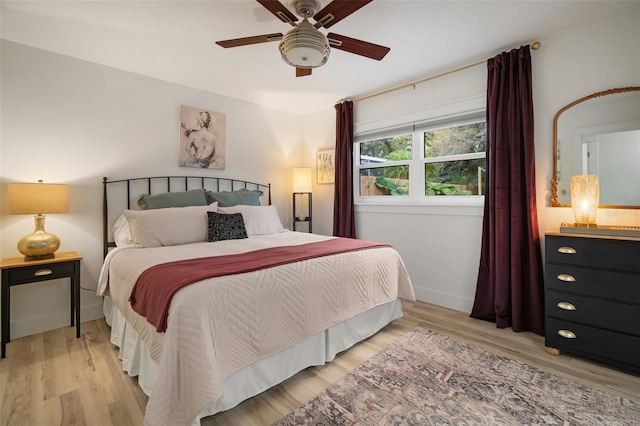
xmin=314 ymin=0 xmax=372 ymax=28
xmin=296 ymin=68 xmax=312 ymax=77
xmin=256 ymin=0 xmax=298 ymax=24
xmin=216 ymin=33 xmax=283 ymax=48
xmin=327 ymin=33 xmax=390 ymax=60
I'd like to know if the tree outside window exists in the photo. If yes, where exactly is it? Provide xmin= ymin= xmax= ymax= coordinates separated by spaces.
xmin=356 ymin=115 xmax=486 ymax=198
xmin=423 ymin=121 xmax=486 ymax=196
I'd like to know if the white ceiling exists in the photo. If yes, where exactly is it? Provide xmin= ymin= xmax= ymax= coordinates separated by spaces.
xmin=1 ymin=1 xmax=633 ymax=115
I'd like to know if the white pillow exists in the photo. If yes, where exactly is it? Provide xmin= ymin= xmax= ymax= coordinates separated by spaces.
xmin=218 ymin=205 xmax=284 ymax=236
xmin=123 ymin=203 xmax=218 ymax=247
xmin=113 ymin=214 xmax=135 ymax=247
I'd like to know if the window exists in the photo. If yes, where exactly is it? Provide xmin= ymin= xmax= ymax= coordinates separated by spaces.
xmin=358 ymin=134 xmax=412 ymax=197
xmin=355 ymin=112 xmax=486 ymax=202
xmin=423 ymin=120 xmax=486 ymax=196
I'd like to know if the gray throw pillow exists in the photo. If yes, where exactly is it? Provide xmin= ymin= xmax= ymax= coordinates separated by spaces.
xmin=204 ymin=189 xmax=263 ymax=207
xmin=207 ymin=211 xmax=248 ymax=242
xmin=137 ymin=188 xmax=208 ymax=210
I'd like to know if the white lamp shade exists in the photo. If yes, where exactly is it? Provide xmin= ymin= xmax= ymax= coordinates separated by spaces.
xmin=292 ymin=167 xmax=312 ymax=193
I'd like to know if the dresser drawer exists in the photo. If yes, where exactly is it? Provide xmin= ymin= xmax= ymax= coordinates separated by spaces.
xmin=545 ymin=263 xmax=640 ymax=303
xmin=7 ymin=261 xmax=76 ymax=283
xmin=546 ymin=290 xmax=640 ymax=335
xmin=545 ymin=318 xmax=640 ymax=370
xmin=546 ymin=235 xmax=640 ymax=272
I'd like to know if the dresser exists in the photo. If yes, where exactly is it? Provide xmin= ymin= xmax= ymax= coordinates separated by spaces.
xmin=544 ymin=232 xmax=640 ymax=373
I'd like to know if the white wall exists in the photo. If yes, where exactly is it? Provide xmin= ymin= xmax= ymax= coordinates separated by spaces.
xmin=355 ymin=65 xmax=487 ymax=313
xmin=0 ymin=41 xmax=304 ymax=339
xmin=303 ymin=4 xmax=640 ymax=313
xmin=534 ymin=5 xmax=640 ymax=232
xmin=301 ymin=107 xmax=336 ymax=237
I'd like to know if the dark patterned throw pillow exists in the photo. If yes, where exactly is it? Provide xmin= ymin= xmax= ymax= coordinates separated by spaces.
xmin=207 ymin=211 xmax=248 ymax=242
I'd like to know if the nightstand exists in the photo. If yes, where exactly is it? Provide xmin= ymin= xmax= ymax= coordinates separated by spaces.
xmin=1 ymin=251 xmax=82 ymax=358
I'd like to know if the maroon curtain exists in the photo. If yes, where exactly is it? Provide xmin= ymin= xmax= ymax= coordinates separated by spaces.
xmin=333 ymin=101 xmax=356 ymax=238
xmin=470 ymin=45 xmax=544 ymax=335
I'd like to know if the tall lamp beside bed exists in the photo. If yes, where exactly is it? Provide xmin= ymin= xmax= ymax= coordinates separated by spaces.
xmin=99 ymin=176 xmax=415 ymax=426
xmin=292 ymin=167 xmax=312 ymax=232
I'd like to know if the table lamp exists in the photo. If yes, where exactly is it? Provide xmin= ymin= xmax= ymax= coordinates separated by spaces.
xmin=8 ymin=180 xmax=70 ymax=260
xmin=570 ymin=175 xmax=599 ymax=226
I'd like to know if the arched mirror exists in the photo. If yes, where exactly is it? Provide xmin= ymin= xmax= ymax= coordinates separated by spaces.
xmin=551 ymin=87 xmax=640 ymax=208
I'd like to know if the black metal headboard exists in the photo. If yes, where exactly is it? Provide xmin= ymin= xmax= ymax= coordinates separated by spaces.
xmin=102 ymin=176 xmax=271 ymax=258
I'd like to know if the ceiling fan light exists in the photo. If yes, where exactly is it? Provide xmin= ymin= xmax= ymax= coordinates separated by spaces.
xmin=281 ymin=43 xmax=329 ymax=68
xmin=279 ymin=19 xmax=330 ymax=68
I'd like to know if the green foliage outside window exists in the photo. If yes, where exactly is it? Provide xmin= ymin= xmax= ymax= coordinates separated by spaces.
xmin=423 ymin=122 xmax=486 ymax=195
xmin=375 ymin=176 xmax=409 ymax=195
xmin=361 ymin=120 xmax=486 ymax=196
xmin=360 ymin=135 xmax=412 ymax=161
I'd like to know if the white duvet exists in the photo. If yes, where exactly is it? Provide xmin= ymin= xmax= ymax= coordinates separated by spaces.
xmin=98 ymin=231 xmax=415 ymax=426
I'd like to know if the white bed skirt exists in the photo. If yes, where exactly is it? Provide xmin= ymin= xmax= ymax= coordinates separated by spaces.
xmin=103 ymin=296 xmax=403 ymax=425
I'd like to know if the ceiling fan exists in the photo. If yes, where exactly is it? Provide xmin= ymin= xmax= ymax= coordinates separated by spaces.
xmin=216 ymin=0 xmax=390 ymax=77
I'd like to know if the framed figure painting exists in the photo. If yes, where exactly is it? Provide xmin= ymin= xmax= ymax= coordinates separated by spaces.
xmin=179 ymin=105 xmax=226 ymax=169
xmin=317 ymin=149 xmax=335 ymax=184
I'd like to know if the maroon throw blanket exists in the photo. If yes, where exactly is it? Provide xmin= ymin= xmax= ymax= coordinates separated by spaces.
xmin=129 ymin=238 xmax=390 ymax=332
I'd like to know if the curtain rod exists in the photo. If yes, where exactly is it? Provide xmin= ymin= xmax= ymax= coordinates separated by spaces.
xmin=351 ymin=41 xmax=541 ymax=104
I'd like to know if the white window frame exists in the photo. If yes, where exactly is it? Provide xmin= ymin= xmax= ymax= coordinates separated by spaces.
xmin=354 ymin=110 xmax=486 ymax=206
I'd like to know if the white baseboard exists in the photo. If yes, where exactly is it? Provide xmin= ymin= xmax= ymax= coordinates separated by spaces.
xmin=413 ymin=286 xmax=474 ymax=314
xmin=9 ymin=300 xmax=105 ymax=340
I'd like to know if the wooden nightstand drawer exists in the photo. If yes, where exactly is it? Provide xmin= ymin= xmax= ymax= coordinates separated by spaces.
xmin=7 ymin=261 xmax=76 ymax=283
xmin=546 ymin=235 xmax=640 ymax=272
xmin=545 ymin=318 xmax=640 ymax=372
xmin=546 ymin=290 xmax=640 ymax=335
xmin=545 ymin=263 xmax=640 ymax=303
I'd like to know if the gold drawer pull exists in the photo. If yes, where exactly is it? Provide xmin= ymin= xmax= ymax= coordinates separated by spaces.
xmin=558 ymin=329 xmax=577 ymax=339
xmin=34 ymin=269 xmax=53 ymax=276
xmin=557 ymin=302 xmax=576 ymax=311
xmin=556 ymin=274 xmax=576 ymax=282
xmin=557 ymin=246 xmax=577 ymax=254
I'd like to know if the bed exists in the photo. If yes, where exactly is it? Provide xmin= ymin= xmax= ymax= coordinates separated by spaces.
xmin=98 ymin=176 xmax=415 ymax=426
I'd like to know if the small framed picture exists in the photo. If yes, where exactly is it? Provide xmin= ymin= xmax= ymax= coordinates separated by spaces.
xmin=179 ymin=105 xmax=226 ymax=169
xmin=317 ymin=149 xmax=335 ymax=184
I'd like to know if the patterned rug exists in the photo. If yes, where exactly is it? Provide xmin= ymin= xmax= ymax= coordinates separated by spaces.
xmin=275 ymin=327 xmax=639 ymax=425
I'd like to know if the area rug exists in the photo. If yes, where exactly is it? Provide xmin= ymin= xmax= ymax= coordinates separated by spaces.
xmin=275 ymin=327 xmax=639 ymax=425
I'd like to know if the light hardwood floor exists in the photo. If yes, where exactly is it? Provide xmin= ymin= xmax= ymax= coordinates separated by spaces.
xmin=1 ymin=301 xmax=638 ymax=425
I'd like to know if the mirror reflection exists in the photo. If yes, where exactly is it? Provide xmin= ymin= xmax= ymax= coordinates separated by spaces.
xmin=552 ymin=87 xmax=640 ymax=208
